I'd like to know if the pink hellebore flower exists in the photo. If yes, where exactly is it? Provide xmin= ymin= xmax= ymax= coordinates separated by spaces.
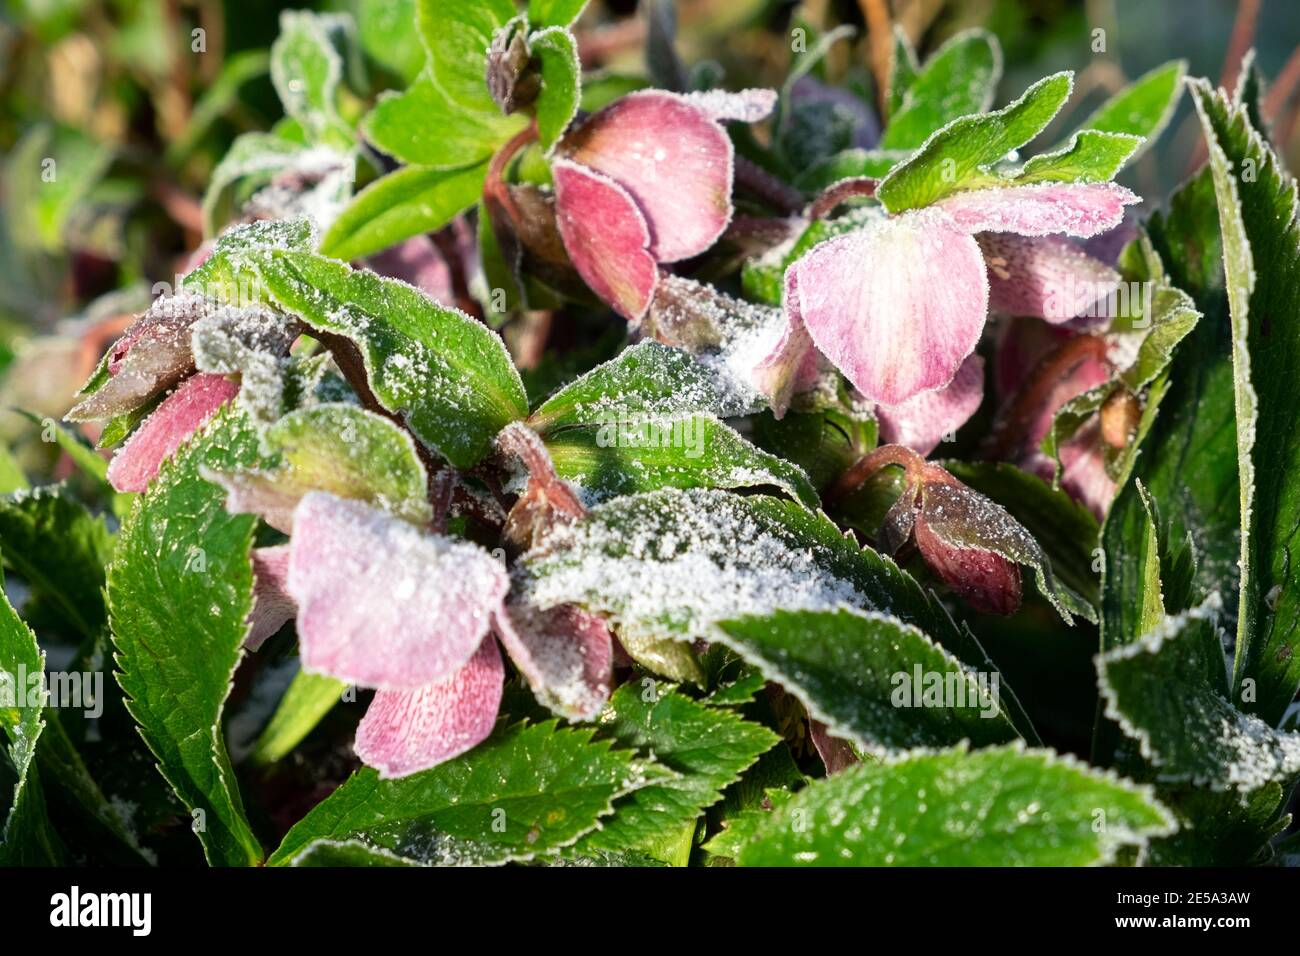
xmin=551 ymin=88 xmax=777 ymax=322
xmin=757 ymin=182 xmax=1138 ymax=410
xmin=237 ymin=476 xmax=614 ymax=778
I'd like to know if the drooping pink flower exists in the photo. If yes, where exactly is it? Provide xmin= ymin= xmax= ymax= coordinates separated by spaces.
xmin=836 ymin=445 xmax=1026 ymax=616
xmin=755 ymin=182 xmax=1138 ymax=409
xmin=234 ymin=473 xmax=617 ymax=778
xmin=106 ymin=372 xmax=240 ymax=493
xmin=876 ymin=354 xmax=985 ymax=456
xmin=552 ymin=88 xmax=776 ymax=321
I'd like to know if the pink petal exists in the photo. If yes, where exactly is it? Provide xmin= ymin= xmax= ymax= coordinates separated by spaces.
xmin=936 ymin=183 xmax=1139 ymax=238
xmin=492 ymin=603 xmax=612 ymax=721
xmin=561 ymin=90 xmax=733 ymax=262
xmin=107 ymin=373 xmax=240 ymax=493
xmin=682 ymin=88 xmax=778 ymax=124
xmin=552 ymin=158 xmax=658 ymax=322
xmin=877 ymin=354 xmax=985 ymax=456
xmin=993 ymin=316 xmax=1074 ymax=402
xmin=354 ymin=637 xmax=504 ymax=779
xmin=794 ymin=208 xmax=988 ymax=406
xmin=979 ymin=233 xmax=1121 ymax=323
xmin=1058 ymin=421 xmax=1118 ymax=520
xmin=287 ymin=492 xmax=508 ymax=691
xmin=247 ymin=545 xmax=295 ymax=651
xmin=365 ymin=235 xmax=455 ymax=305
xmin=751 ymin=268 xmax=825 ymax=417
xmin=914 ymin=510 xmax=1022 ymax=616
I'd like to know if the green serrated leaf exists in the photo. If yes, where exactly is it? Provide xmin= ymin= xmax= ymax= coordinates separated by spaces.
xmin=1100 ymin=595 xmax=1300 ymax=794
xmin=518 ymin=488 xmax=989 ymax=678
xmin=877 ymin=72 xmax=1073 ymax=212
xmin=737 ymin=744 xmax=1173 ymax=865
xmin=1191 ymin=79 xmax=1300 ymax=723
xmin=108 ymin=409 xmax=266 ymax=866
xmin=288 ymin=838 xmax=419 ymax=866
xmin=879 ymin=29 xmax=1001 ymax=151
xmin=268 ymin=720 xmax=665 ymax=866
xmin=232 ymin=247 xmax=527 ymax=468
xmin=574 ymin=683 xmax=777 ymax=860
xmin=319 ymin=161 xmax=487 ymax=262
xmin=715 ymin=608 xmax=1018 ymax=752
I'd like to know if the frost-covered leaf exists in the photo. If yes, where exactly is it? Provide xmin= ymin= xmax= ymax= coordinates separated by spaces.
xmin=573 ymin=682 xmax=777 ymax=859
xmin=249 ymin=669 xmax=348 ymax=767
xmin=270 ymin=11 xmax=353 ymax=149
xmin=107 ymin=408 xmax=266 ymax=866
xmin=1111 ymin=167 xmax=1238 ymax=635
xmin=1074 ymin=60 xmax=1186 ymax=161
xmin=417 ymin=0 xmax=517 ymax=117
xmin=0 ymin=486 xmax=113 ymax=641
xmin=363 ymin=74 xmax=525 ymax=170
xmin=208 ymin=403 xmax=430 ymax=532
xmin=1010 ymin=130 xmax=1143 ymax=185
xmin=288 ymin=838 xmax=419 ymax=866
xmin=736 ymin=744 xmax=1173 ymax=865
xmin=0 ymin=566 xmax=61 ymax=865
xmin=1192 ymin=79 xmax=1300 ymax=723
xmin=879 ymin=29 xmax=1001 ymax=151
xmin=267 ymin=720 xmax=666 ymax=866
xmin=319 ymin=162 xmax=487 ymax=262
xmin=877 ymin=72 xmax=1072 ymax=213
xmin=1099 ymin=595 xmax=1300 ymax=795
xmin=232 ymin=247 xmax=528 ymax=469
xmin=715 ymin=608 xmax=1018 ymax=753
xmin=532 ymin=28 xmax=581 ymax=150
xmin=542 ymin=413 xmax=818 ymax=508
xmin=518 ymin=488 xmax=982 ymax=672
xmin=529 ymin=340 xmax=757 ymax=430
xmin=184 ymin=218 xmax=317 ymax=291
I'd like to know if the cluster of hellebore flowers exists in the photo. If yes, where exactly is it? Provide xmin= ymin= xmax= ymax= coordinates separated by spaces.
xmin=67 ymin=77 xmax=1146 ymax=778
